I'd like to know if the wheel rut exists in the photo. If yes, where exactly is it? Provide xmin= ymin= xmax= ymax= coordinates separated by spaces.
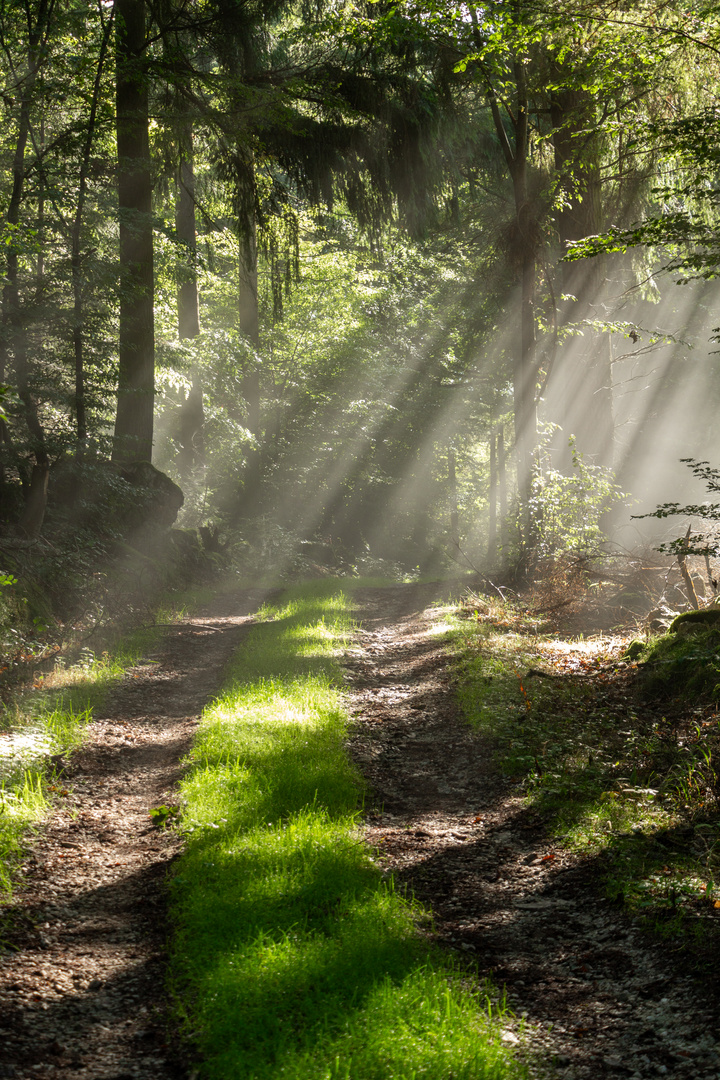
xmin=0 ymin=588 xmax=272 ymax=1080
xmin=344 ymin=583 xmax=720 ymax=1080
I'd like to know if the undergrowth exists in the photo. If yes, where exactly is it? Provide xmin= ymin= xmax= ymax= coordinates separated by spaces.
xmin=448 ymin=590 xmax=720 ymax=954
xmin=169 ymin=581 xmax=524 ymax=1080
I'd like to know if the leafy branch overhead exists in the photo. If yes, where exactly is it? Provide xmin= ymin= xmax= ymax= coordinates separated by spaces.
xmin=635 ymin=459 xmax=720 ymax=558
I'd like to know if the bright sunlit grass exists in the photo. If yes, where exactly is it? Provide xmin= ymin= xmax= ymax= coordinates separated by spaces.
xmin=169 ymin=580 xmax=524 ymax=1080
xmin=0 ymin=622 xmax=166 ymax=897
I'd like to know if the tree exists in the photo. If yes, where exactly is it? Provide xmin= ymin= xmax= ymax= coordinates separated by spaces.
xmin=112 ymin=0 xmax=154 ymax=465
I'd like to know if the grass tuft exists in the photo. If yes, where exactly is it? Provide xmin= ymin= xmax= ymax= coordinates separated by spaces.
xmin=169 ymin=580 xmax=523 ymax=1080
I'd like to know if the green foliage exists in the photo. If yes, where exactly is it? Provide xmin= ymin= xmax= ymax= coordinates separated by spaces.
xmin=566 ymin=104 xmax=720 ymax=280
xmin=529 ymin=432 xmax=627 ymax=560
xmin=635 ymin=457 xmax=720 ymax=558
xmin=169 ymin=582 xmax=525 ymax=1080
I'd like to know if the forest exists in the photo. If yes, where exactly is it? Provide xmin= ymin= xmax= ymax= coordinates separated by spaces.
xmin=0 ymin=0 xmax=719 ymax=602
xmin=2 ymin=2 xmax=720 ymax=1079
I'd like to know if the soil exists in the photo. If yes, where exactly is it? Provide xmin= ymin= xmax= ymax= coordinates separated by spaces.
xmin=344 ymin=583 xmax=720 ymax=1080
xmin=1 ymin=580 xmax=718 ymax=1080
xmin=0 ymin=588 xmax=275 ymax=1080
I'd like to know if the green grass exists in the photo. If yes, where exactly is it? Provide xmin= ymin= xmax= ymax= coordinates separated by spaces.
xmin=447 ymin=592 xmax=720 ymax=947
xmin=169 ymin=581 xmax=523 ymax=1080
xmin=0 ymin=617 xmax=170 ymax=899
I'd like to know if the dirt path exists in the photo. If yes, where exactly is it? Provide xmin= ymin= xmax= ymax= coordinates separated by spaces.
xmin=0 ymin=588 xmax=273 ymax=1080
xmin=344 ymin=584 xmax=720 ymax=1080
xmin=3 ymin=580 xmax=719 ymax=1080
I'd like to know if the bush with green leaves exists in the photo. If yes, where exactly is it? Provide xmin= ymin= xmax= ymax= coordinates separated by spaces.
xmin=529 ymin=431 xmax=627 ymax=562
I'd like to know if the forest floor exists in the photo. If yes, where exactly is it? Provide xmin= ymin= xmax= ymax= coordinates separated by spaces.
xmin=0 ymin=587 xmax=277 ymax=1080
xmin=344 ymin=583 xmax=720 ymax=1080
xmin=0 ymin=579 xmax=718 ymax=1079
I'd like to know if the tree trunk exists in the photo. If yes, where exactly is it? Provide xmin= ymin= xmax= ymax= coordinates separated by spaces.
xmin=448 ymin=444 xmax=459 ymax=550
xmin=488 ymin=431 xmax=497 ymax=563
xmin=176 ymin=121 xmax=200 ymax=340
xmin=72 ymin=8 xmax=114 ymax=453
xmin=0 ymin=0 xmax=52 ymax=525
xmin=482 ymin=20 xmax=537 ymax=552
xmin=498 ymin=427 xmax=508 ymax=554
xmin=112 ymin=0 xmax=155 ymax=466
xmin=548 ymin=84 xmax=614 ymax=469
xmin=236 ymin=147 xmax=260 ymax=435
xmin=175 ymin=121 xmax=204 ymax=476
xmin=511 ymin=55 xmax=538 ymax=546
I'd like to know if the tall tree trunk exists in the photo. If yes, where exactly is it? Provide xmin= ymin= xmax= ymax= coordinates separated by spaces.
xmin=72 ymin=6 xmax=114 ymax=453
xmin=510 ymin=53 xmax=537 ymax=545
xmin=497 ymin=426 xmax=508 ymax=553
xmin=236 ymin=147 xmax=260 ymax=435
xmin=479 ymin=6 xmax=538 ymax=551
xmin=112 ymin=0 xmax=155 ymax=465
xmin=233 ymin=146 xmax=262 ymax=520
xmin=549 ymin=84 xmax=614 ymax=469
xmin=175 ymin=119 xmax=204 ymax=476
xmin=1 ymin=0 xmax=53 ymax=532
xmin=448 ymin=444 xmax=459 ymax=550
xmin=176 ymin=120 xmax=200 ymax=340
xmin=488 ymin=431 xmax=497 ymax=563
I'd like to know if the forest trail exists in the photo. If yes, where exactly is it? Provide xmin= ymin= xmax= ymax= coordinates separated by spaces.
xmin=1 ymin=581 xmax=719 ymax=1080
xmin=345 ymin=584 xmax=720 ymax=1080
xmin=0 ymin=588 xmax=275 ymax=1080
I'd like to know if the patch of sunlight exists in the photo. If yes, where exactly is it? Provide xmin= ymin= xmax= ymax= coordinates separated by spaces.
xmin=539 ymin=635 xmax=625 ymax=659
xmin=423 ymin=620 xmax=455 ymax=637
xmin=0 ymin=728 xmax=54 ymax=779
xmin=211 ymin=702 xmax=312 ymax=727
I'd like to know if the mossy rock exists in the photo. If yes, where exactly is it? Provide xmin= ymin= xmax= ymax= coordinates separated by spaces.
xmin=669 ymin=608 xmax=720 ymax=634
xmin=623 ymin=640 xmax=645 ymax=661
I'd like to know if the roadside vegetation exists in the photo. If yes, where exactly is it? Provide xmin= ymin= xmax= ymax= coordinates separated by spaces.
xmin=448 ymin=580 xmax=720 ymax=962
xmin=168 ymin=581 xmax=525 ymax=1080
xmin=0 ymin=599 xmax=189 ymax=900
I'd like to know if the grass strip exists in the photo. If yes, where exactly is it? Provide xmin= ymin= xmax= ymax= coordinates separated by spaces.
xmin=169 ymin=580 xmax=523 ymax=1080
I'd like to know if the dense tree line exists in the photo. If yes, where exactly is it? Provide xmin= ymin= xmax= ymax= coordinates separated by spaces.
xmin=0 ymin=0 xmax=718 ymax=577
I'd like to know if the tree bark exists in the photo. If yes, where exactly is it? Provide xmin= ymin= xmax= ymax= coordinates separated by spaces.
xmin=488 ymin=431 xmax=497 ymax=563
xmin=448 ymin=444 xmax=459 ymax=550
xmin=112 ymin=0 xmax=155 ymax=465
xmin=175 ymin=120 xmax=205 ymax=476
xmin=549 ymin=84 xmax=614 ymax=469
xmin=479 ymin=8 xmax=537 ymax=550
xmin=236 ymin=147 xmax=260 ymax=436
xmin=176 ymin=120 xmax=200 ymax=340
xmin=72 ymin=5 xmax=114 ymax=453
xmin=0 ymin=0 xmax=53 ymax=527
xmin=498 ymin=427 xmax=508 ymax=553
